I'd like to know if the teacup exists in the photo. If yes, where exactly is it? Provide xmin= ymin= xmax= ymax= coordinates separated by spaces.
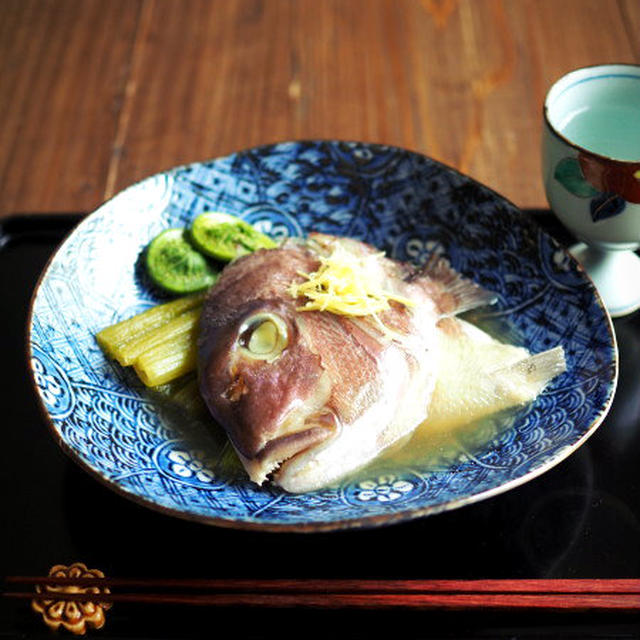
xmin=542 ymin=63 xmax=640 ymax=316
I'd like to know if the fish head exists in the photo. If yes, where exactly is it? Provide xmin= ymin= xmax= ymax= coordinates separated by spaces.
xmin=198 ymin=296 xmax=337 ymax=485
xmin=196 ymin=235 xmax=503 ymax=493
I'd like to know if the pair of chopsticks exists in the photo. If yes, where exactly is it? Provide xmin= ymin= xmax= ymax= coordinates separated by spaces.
xmin=3 ymin=577 xmax=640 ymax=610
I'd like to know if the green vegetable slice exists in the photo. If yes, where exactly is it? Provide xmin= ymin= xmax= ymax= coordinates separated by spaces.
xmin=145 ymin=228 xmax=218 ymax=294
xmin=190 ymin=212 xmax=276 ymax=262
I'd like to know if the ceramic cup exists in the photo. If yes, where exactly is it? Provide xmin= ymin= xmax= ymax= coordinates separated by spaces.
xmin=542 ymin=63 xmax=640 ymax=317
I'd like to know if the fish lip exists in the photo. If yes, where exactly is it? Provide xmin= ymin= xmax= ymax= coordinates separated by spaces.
xmin=239 ymin=405 xmax=340 ymax=486
xmin=250 ymin=425 xmax=334 ymax=484
xmin=271 ymin=412 xmax=344 ymax=485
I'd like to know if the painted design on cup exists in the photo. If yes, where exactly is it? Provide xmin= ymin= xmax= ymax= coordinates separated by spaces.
xmin=553 ymin=155 xmax=628 ymax=222
xmin=578 ymin=154 xmax=640 ymax=204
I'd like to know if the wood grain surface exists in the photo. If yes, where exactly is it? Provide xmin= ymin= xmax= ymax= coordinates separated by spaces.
xmin=1 ymin=0 xmax=638 ymax=218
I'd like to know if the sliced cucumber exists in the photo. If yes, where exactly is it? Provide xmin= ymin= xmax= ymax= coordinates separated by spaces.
xmin=190 ymin=212 xmax=276 ymax=262
xmin=145 ymin=228 xmax=218 ymax=294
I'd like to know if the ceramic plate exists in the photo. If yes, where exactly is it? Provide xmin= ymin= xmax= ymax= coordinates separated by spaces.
xmin=28 ymin=141 xmax=617 ymax=532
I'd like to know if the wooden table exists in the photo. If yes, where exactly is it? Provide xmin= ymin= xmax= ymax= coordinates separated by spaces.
xmin=1 ymin=0 xmax=639 ymax=218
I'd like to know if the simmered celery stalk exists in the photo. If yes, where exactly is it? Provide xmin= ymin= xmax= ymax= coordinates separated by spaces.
xmin=96 ymin=292 xmax=205 ymax=364
xmin=97 ymin=293 xmax=204 ymax=388
xmin=116 ymin=307 xmax=201 ymax=366
xmin=133 ymin=329 xmax=198 ymax=387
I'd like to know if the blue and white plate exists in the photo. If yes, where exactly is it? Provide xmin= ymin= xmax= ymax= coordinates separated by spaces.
xmin=28 ymin=141 xmax=617 ymax=532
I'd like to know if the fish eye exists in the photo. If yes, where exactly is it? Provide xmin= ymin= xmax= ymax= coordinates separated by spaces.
xmin=238 ymin=313 xmax=289 ymax=361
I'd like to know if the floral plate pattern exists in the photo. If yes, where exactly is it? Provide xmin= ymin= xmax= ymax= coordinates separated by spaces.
xmin=28 ymin=141 xmax=617 ymax=532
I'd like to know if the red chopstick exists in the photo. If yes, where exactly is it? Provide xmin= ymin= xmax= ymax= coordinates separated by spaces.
xmin=3 ymin=577 xmax=640 ymax=610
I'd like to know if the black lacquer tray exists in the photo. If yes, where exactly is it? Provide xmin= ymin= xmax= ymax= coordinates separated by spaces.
xmin=1 ymin=212 xmax=639 ymax=638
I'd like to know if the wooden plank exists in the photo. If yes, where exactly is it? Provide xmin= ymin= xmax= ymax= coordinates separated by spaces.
xmin=0 ymin=0 xmax=142 ymax=216
xmin=500 ymin=0 xmax=637 ymax=207
xmin=105 ymin=0 xmax=303 ymax=198
xmin=0 ymin=0 xmax=636 ymax=216
xmin=109 ymin=0 xmax=458 ymax=195
xmin=406 ymin=0 xmax=637 ymax=208
xmin=619 ymin=0 xmax=640 ymax=55
xmin=110 ymin=0 xmax=637 ymax=210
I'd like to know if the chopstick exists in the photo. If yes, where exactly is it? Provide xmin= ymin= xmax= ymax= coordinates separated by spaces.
xmin=3 ymin=577 xmax=640 ymax=610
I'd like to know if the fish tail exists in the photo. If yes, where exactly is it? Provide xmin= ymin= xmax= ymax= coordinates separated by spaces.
xmin=417 ymin=254 xmax=497 ymax=316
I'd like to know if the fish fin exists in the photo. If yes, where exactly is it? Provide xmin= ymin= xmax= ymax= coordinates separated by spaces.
xmin=497 ymin=345 xmax=567 ymax=386
xmin=425 ymin=345 xmax=566 ymax=432
xmin=417 ymin=254 xmax=498 ymax=316
xmin=485 ymin=345 xmax=567 ymax=408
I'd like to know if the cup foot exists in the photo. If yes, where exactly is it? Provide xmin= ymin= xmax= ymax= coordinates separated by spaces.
xmin=570 ymin=243 xmax=640 ymax=317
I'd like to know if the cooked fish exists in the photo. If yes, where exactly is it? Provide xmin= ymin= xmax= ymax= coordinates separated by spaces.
xmin=197 ymin=233 xmax=502 ymax=492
